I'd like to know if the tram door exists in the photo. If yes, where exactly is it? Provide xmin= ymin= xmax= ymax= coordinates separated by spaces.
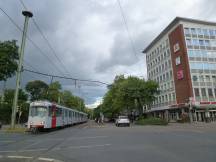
xmin=51 ymin=104 xmax=57 ymax=128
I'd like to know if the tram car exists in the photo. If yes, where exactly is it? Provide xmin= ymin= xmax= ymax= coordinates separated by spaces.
xmin=27 ymin=101 xmax=88 ymax=132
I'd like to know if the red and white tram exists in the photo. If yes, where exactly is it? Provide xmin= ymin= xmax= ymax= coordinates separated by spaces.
xmin=27 ymin=101 xmax=88 ymax=132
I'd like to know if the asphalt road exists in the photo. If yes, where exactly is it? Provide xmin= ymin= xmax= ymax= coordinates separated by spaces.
xmin=0 ymin=121 xmax=216 ymax=162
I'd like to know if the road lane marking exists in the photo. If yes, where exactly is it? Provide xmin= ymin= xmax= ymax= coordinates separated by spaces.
xmin=8 ymin=156 xmax=33 ymax=159
xmin=19 ymin=148 xmax=48 ymax=152
xmin=38 ymin=157 xmax=63 ymax=162
xmin=54 ymin=143 xmax=111 ymax=150
xmin=38 ymin=157 xmax=55 ymax=161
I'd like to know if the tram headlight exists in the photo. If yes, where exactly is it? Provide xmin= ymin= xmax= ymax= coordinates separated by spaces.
xmin=30 ymin=121 xmax=33 ymax=124
xmin=41 ymin=121 xmax=45 ymax=125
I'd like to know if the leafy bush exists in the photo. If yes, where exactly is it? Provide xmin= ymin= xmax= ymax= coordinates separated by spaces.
xmin=135 ymin=117 xmax=168 ymax=125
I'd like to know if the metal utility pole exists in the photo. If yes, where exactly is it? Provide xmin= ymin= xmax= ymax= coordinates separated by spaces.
xmin=11 ymin=11 xmax=33 ymax=129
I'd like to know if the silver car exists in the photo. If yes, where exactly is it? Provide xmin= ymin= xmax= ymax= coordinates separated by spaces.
xmin=115 ymin=116 xmax=130 ymax=127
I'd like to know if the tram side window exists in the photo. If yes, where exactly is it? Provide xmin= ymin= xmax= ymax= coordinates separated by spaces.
xmin=48 ymin=106 xmax=52 ymax=117
xmin=69 ymin=111 xmax=72 ymax=118
xmin=56 ymin=107 xmax=62 ymax=117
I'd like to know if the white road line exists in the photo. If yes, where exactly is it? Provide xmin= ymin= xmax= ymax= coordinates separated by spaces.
xmin=19 ymin=148 xmax=48 ymax=152
xmin=38 ymin=157 xmax=54 ymax=161
xmin=8 ymin=155 xmax=33 ymax=159
xmin=38 ymin=157 xmax=63 ymax=162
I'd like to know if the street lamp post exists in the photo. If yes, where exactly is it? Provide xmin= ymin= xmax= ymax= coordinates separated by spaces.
xmin=11 ymin=11 xmax=33 ymax=129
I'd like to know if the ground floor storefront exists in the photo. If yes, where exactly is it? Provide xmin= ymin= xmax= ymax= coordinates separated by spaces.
xmin=146 ymin=105 xmax=216 ymax=123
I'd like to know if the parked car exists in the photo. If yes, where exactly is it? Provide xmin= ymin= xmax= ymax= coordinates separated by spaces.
xmin=115 ymin=116 xmax=130 ymax=127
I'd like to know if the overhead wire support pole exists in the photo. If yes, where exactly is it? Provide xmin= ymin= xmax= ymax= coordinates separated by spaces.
xmin=11 ymin=11 xmax=33 ymax=129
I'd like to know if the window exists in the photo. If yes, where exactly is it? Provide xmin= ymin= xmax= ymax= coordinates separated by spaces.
xmin=214 ymin=88 xmax=216 ymax=97
xmin=30 ymin=106 xmax=48 ymax=117
xmin=197 ymin=28 xmax=203 ymax=35
xmin=192 ymin=75 xmax=198 ymax=82
xmin=184 ymin=28 xmax=190 ymax=35
xmin=203 ymin=29 xmax=209 ymax=36
xmin=191 ymin=28 xmax=196 ymax=35
xmin=199 ymin=40 xmax=204 ymax=46
xmin=208 ymin=88 xmax=213 ymax=97
xmin=209 ymin=29 xmax=214 ymax=36
xmin=175 ymin=56 xmax=181 ymax=65
xmin=199 ymin=75 xmax=204 ymax=82
xmin=192 ymin=39 xmax=199 ymax=46
xmin=201 ymin=88 xmax=206 ymax=96
xmin=186 ymin=39 xmax=192 ymax=46
xmin=194 ymin=88 xmax=200 ymax=97
xmin=212 ymin=76 xmax=216 ymax=82
xmin=205 ymin=75 xmax=210 ymax=82
xmin=204 ymin=40 xmax=210 ymax=46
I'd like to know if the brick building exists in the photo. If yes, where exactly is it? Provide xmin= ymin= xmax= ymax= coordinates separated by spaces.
xmin=143 ymin=17 xmax=216 ymax=122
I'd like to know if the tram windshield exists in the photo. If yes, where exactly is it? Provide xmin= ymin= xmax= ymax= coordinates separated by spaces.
xmin=30 ymin=106 xmax=47 ymax=117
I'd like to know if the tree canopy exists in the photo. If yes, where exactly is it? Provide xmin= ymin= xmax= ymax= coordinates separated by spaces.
xmin=25 ymin=80 xmax=49 ymax=101
xmin=97 ymin=75 xmax=159 ymax=118
xmin=0 ymin=40 xmax=19 ymax=81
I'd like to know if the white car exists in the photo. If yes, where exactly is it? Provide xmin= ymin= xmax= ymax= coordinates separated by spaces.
xmin=115 ymin=116 xmax=130 ymax=127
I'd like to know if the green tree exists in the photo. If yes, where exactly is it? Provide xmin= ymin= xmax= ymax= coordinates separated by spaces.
xmin=101 ymin=75 xmax=159 ymax=118
xmin=0 ymin=89 xmax=28 ymax=124
xmin=0 ymin=40 xmax=19 ymax=81
xmin=25 ymin=80 xmax=49 ymax=101
xmin=61 ymin=90 xmax=85 ymax=111
xmin=46 ymin=81 xmax=62 ymax=102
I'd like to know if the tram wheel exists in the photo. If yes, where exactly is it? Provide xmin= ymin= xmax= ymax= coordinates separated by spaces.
xmin=31 ymin=127 xmax=39 ymax=134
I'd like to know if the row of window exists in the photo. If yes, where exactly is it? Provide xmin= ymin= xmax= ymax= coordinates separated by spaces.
xmin=186 ymin=38 xmax=216 ymax=47
xmin=148 ymin=60 xmax=172 ymax=78
xmin=187 ymin=49 xmax=216 ymax=58
xmin=159 ymin=81 xmax=174 ymax=92
xmin=184 ymin=28 xmax=216 ymax=37
xmin=194 ymin=88 xmax=216 ymax=98
xmin=147 ymin=40 xmax=170 ymax=61
xmin=192 ymin=75 xmax=216 ymax=82
xmin=190 ymin=62 xmax=216 ymax=70
xmin=147 ymin=49 xmax=170 ymax=68
xmin=154 ymin=93 xmax=176 ymax=104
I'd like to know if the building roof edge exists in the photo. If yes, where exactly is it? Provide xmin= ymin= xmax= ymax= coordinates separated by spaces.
xmin=142 ymin=17 xmax=216 ymax=53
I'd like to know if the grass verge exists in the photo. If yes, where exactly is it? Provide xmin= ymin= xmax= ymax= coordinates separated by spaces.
xmin=3 ymin=127 xmax=27 ymax=133
xmin=135 ymin=117 xmax=168 ymax=126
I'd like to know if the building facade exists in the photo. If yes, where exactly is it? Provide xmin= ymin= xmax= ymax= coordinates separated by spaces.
xmin=143 ymin=17 xmax=216 ymax=122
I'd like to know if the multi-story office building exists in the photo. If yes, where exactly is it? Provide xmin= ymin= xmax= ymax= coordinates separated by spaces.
xmin=143 ymin=17 xmax=216 ymax=122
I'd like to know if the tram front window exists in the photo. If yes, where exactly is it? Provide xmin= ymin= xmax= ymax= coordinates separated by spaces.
xmin=30 ymin=106 xmax=47 ymax=117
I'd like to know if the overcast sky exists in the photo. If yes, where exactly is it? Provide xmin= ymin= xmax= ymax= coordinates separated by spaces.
xmin=0 ymin=0 xmax=216 ymax=108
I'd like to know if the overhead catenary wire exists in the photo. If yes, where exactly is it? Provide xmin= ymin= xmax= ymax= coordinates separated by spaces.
xmin=0 ymin=6 xmax=67 ymax=76
xmin=116 ymin=0 xmax=139 ymax=60
xmin=23 ymin=68 xmax=109 ymax=86
xmin=18 ymin=0 xmax=73 ymax=76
